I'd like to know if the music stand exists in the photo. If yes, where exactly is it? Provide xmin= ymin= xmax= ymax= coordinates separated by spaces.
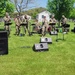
xmin=20 ymin=23 xmax=27 ymax=26
xmin=56 ymin=32 xmax=66 ymax=42
xmin=5 ymin=22 xmax=12 ymax=26
xmin=49 ymin=23 xmax=56 ymax=25
xmin=32 ymin=24 xmax=36 ymax=25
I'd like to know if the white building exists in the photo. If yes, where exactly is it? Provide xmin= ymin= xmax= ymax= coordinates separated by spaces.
xmin=36 ymin=11 xmax=51 ymax=22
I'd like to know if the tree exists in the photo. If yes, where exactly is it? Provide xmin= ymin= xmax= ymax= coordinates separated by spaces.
xmin=47 ymin=0 xmax=75 ymax=21
xmin=70 ymin=8 xmax=75 ymax=19
xmin=23 ymin=7 xmax=46 ymax=19
xmin=0 ymin=0 xmax=14 ymax=17
xmin=5 ymin=1 xmax=15 ymax=13
xmin=0 ymin=0 xmax=7 ymax=17
xmin=12 ymin=0 xmax=36 ymax=15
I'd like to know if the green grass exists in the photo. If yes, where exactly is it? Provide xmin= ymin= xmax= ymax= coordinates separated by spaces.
xmin=0 ymin=21 xmax=75 ymax=75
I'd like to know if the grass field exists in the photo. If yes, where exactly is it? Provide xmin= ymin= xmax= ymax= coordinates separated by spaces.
xmin=0 ymin=21 xmax=75 ymax=75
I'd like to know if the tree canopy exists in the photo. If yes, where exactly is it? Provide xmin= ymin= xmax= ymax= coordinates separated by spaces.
xmin=70 ymin=8 xmax=75 ymax=19
xmin=0 ymin=0 xmax=14 ymax=17
xmin=47 ymin=0 xmax=75 ymax=20
xmin=12 ymin=0 xmax=36 ymax=15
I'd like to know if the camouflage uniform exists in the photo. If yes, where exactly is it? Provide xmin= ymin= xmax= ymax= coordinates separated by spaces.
xmin=33 ymin=19 xmax=41 ymax=32
xmin=14 ymin=15 xmax=21 ymax=35
xmin=61 ymin=15 xmax=67 ymax=32
xmin=4 ymin=12 xmax=11 ymax=35
xmin=21 ymin=15 xmax=30 ymax=35
xmin=49 ymin=15 xmax=56 ymax=31
xmin=42 ymin=17 xmax=49 ymax=36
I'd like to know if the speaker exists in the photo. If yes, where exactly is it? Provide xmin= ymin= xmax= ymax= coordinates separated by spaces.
xmin=71 ymin=27 xmax=75 ymax=33
xmin=0 ymin=31 xmax=8 ymax=55
xmin=40 ymin=37 xmax=52 ymax=44
xmin=50 ymin=31 xmax=58 ymax=35
xmin=33 ymin=43 xmax=49 ymax=52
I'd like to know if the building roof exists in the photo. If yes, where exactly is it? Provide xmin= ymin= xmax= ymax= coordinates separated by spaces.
xmin=38 ymin=11 xmax=51 ymax=15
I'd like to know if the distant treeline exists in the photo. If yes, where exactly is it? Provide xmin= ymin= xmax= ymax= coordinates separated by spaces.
xmin=11 ymin=7 xmax=47 ymax=18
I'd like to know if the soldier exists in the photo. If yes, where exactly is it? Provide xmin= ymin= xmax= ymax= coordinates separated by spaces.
xmin=14 ymin=15 xmax=21 ymax=35
xmin=20 ymin=15 xmax=30 ymax=35
xmin=61 ymin=15 xmax=67 ymax=25
xmin=42 ymin=16 xmax=49 ymax=36
xmin=61 ymin=15 xmax=67 ymax=32
xmin=34 ymin=19 xmax=41 ymax=32
xmin=49 ymin=15 xmax=56 ymax=31
xmin=4 ymin=12 xmax=11 ymax=35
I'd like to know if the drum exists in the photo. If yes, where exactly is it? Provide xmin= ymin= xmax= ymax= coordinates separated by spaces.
xmin=62 ymin=24 xmax=70 ymax=28
xmin=5 ymin=22 xmax=12 ymax=26
xmin=49 ymin=23 xmax=56 ymax=25
xmin=33 ymin=25 xmax=38 ymax=31
xmin=48 ymin=26 xmax=52 ymax=32
xmin=38 ymin=26 xmax=42 ymax=34
xmin=32 ymin=24 xmax=36 ymax=26
xmin=20 ymin=23 xmax=27 ymax=26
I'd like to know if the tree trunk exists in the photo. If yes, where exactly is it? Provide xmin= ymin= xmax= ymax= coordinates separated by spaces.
xmin=58 ymin=20 xmax=61 ymax=27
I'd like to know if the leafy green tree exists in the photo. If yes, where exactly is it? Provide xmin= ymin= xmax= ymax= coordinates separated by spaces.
xmin=22 ymin=7 xmax=46 ymax=19
xmin=5 ymin=1 xmax=15 ymax=13
xmin=12 ymin=0 xmax=36 ymax=16
xmin=0 ymin=0 xmax=14 ymax=17
xmin=70 ymin=8 xmax=75 ymax=19
xmin=0 ymin=0 xmax=6 ymax=17
xmin=47 ymin=0 xmax=75 ymax=21
xmin=32 ymin=11 xmax=38 ymax=19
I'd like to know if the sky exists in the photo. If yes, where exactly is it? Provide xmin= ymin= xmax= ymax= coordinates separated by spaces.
xmin=22 ymin=0 xmax=48 ymax=10
xmin=36 ymin=0 xmax=48 ymax=8
xmin=25 ymin=0 xmax=48 ymax=9
xmin=11 ymin=0 xmax=48 ymax=10
xmin=11 ymin=0 xmax=48 ymax=8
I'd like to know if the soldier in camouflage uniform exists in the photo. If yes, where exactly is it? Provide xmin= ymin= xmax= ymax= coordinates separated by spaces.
xmin=4 ymin=12 xmax=11 ymax=35
xmin=20 ymin=15 xmax=30 ymax=35
xmin=14 ymin=15 xmax=21 ymax=35
xmin=61 ymin=15 xmax=67 ymax=32
xmin=49 ymin=15 xmax=56 ymax=31
xmin=42 ymin=16 xmax=49 ymax=36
